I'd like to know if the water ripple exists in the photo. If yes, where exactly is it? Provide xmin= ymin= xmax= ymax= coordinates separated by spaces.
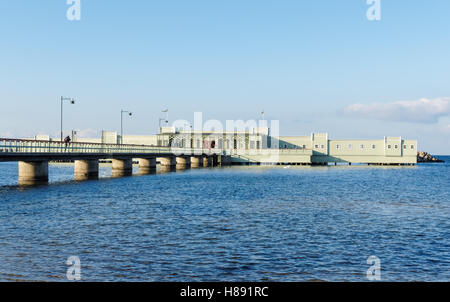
xmin=0 ymin=160 xmax=449 ymax=281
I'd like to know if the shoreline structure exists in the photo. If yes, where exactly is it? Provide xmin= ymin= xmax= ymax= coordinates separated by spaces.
xmin=32 ymin=126 xmax=419 ymax=166
xmin=1 ymin=128 xmax=444 ymax=185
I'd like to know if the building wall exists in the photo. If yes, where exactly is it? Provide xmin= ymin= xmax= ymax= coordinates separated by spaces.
xmin=268 ymin=135 xmax=417 ymax=164
xmin=312 ymin=133 xmax=328 ymax=155
xmin=155 ymin=131 xmax=418 ymax=164
xmin=311 ymin=155 xmax=417 ymax=164
xmin=228 ymin=149 xmax=313 ymax=164
xmin=122 ymin=135 xmax=158 ymax=146
xmin=329 ymin=139 xmax=386 ymax=157
xmin=102 ymin=131 xmax=118 ymax=144
xmin=385 ymin=137 xmax=402 ymax=157
xmin=77 ymin=138 xmax=102 ymax=144
xmin=278 ymin=136 xmax=311 ymax=149
xmin=402 ymin=139 xmax=418 ymax=157
xmin=35 ymin=135 xmax=50 ymax=141
xmin=157 ymin=133 xmax=265 ymax=150
xmin=277 ymin=133 xmax=329 ymax=154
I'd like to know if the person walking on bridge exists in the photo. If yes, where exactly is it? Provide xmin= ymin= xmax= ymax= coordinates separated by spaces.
xmin=64 ymin=135 xmax=71 ymax=150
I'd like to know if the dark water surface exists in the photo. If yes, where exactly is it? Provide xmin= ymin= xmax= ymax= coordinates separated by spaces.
xmin=0 ymin=158 xmax=449 ymax=281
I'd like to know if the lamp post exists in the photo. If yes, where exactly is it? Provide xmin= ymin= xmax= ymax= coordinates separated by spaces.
xmin=121 ymin=110 xmax=132 ymax=144
xmin=162 ymin=109 xmax=169 ymax=126
xmin=61 ymin=96 xmax=75 ymax=142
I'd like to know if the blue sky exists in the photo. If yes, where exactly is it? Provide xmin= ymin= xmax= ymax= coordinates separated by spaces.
xmin=1 ymin=0 xmax=450 ymax=153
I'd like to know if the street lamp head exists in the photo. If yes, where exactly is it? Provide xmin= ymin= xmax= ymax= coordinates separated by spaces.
xmin=60 ymin=96 xmax=75 ymax=142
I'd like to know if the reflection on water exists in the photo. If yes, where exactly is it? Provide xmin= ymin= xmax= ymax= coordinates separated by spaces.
xmin=0 ymin=159 xmax=449 ymax=281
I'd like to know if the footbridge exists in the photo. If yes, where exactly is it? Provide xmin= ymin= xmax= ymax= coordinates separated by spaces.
xmin=0 ymin=138 xmax=230 ymax=185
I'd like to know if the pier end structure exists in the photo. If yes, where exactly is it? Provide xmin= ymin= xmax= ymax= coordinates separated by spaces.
xmin=154 ymin=128 xmax=418 ymax=166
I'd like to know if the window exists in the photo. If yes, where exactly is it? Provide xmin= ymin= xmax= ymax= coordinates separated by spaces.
xmin=372 ymin=145 xmax=376 ymax=149
xmin=348 ymin=144 xmax=352 ymax=149
xmin=303 ymin=145 xmax=306 ymax=149
xmin=321 ymin=145 xmax=325 ymax=149
xmin=388 ymin=145 xmax=391 ymax=149
xmin=404 ymin=145 xmax=407 ymax=149
xmin=411 ymin=145 xmax=415 ymax=149
xmin=250 ymin=141 xmax=255 ymax=149
xmin=315 ymin=144 xmax=319 ymax=149
xmin=360 ymin=144 xmax=364 ymax=149
xmin=336 ymin=144 xmax=341 ymax=149
xmin=395 ymin=145 xmax=398 ymax=149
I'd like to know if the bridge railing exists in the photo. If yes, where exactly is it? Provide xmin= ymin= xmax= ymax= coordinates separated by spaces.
xmin=0 ymin=138 xmax=313 ymax=156
xmin=0 ymin=138 xmax=216 ymax=156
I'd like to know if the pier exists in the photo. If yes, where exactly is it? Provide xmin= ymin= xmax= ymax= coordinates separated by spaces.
xmin=1 ymin=131 xmax=418 ymax=186
xmin=0 ymin=138 xmax=227 ymax=185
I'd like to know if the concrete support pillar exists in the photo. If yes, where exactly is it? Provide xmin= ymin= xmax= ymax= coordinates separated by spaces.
xmin=18 ymin=161 xmax=49 ymax=186
xmin=190 ymin=156 xmax=203 ymax=168
xmin=139 ymin=158 xmax=157 ymax=175
xmin=176 ymin=156 xmax=191 ymax=170
xmin=158 ymin=157 xmax=176 ymax=167
xmin=112 ymin=158 xmax=133 ymax=177
xmin=203 ymin=156 xmax=212 ymax=167
xmin=74 ymin=160 xmax=99 ymax=181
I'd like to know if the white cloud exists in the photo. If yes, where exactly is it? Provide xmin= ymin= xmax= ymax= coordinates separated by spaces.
xmin=344 ymin=97 xmax=450 ymax=123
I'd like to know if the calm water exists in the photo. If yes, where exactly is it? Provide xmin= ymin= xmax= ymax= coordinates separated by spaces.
xmin=0 ymin=158 xmax=449 ymax=282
